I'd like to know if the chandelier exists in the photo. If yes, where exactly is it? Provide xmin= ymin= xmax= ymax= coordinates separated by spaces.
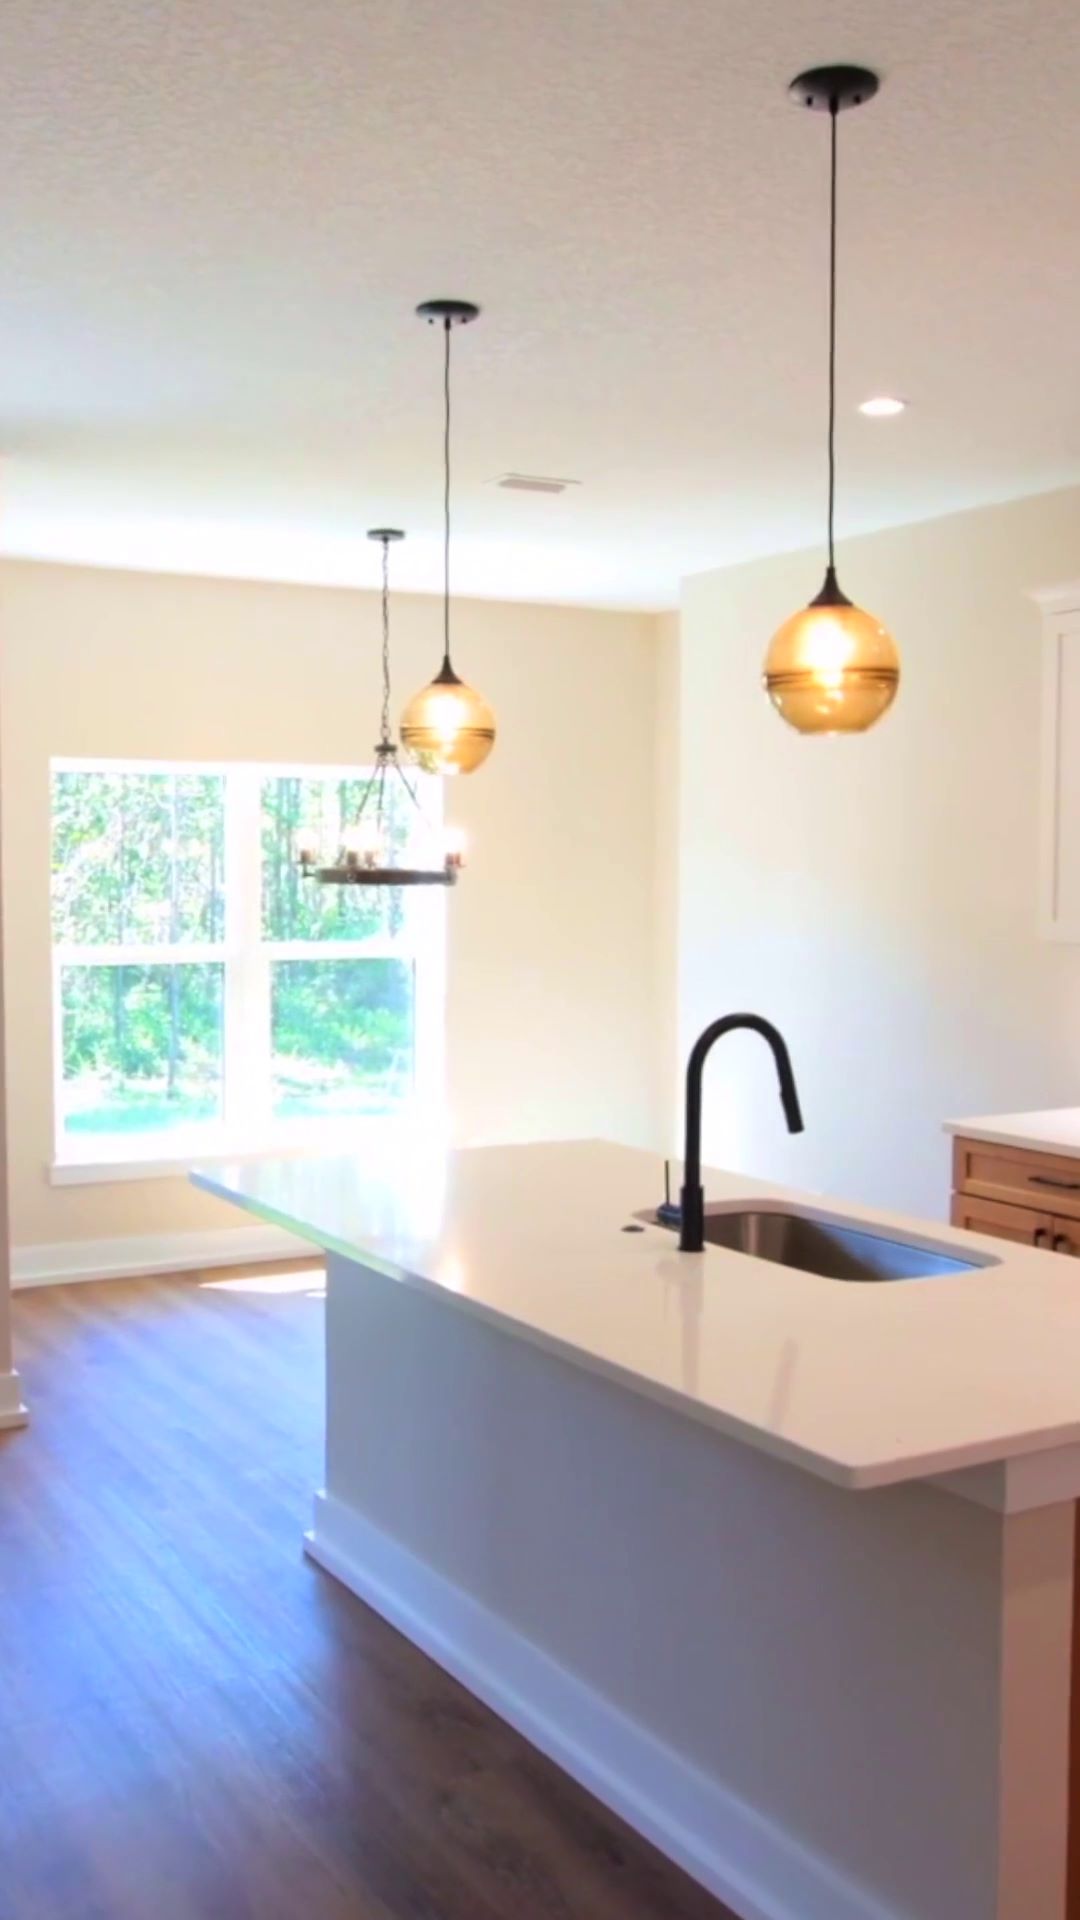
xmin=298 ymin=529 xmax=464 ymax=887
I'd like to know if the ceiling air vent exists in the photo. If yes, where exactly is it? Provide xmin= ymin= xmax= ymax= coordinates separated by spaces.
xmin=496 ymin=473 xmax=579 ymax=495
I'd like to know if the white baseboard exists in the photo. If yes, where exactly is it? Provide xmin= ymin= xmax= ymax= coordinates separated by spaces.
xmin=0 ymin=1366 xmax=29 ymax=1427
xmin=12 ymin=1223 xmax=315 ymax=1291
xmin=305 ymin=1491 xmax=889 ymax=1920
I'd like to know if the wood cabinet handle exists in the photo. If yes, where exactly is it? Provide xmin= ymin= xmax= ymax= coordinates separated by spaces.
xmin=1029 ymin=1174 xmax=1080 ymax=1191
xmin=1033 ymin=1227 xmax=1051 ymax=1247
xmin=1053 ymin=1233 xmax=1072 ymax=1254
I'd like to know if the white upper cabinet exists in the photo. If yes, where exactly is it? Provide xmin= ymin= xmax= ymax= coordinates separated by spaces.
xmin=1037 ymin=583 xmax=1080 ymax=940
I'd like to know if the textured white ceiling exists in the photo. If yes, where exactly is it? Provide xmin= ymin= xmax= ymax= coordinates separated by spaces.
xmin=1 ymin=0 xmax=1078 ymax=609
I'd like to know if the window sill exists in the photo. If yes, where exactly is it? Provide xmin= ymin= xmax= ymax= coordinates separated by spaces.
xmin=50 ymin=1114 xmax=428 ymax=1186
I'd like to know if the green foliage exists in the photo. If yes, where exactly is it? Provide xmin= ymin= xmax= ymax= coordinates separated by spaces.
xmin=52 ymin=770 xmax=225 ymax=946
xmin=261 ymin=776 xmax=405 ymax=941
xmin=271 ymin=959 xmax=414 ymax=1117
xmin=61 ymin=963 xmax=224 ymax=1131
xmin=52 ymin=768 xmax=420 ymax=1139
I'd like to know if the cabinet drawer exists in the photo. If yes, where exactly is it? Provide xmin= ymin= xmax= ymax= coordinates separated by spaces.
xmin=950 ymin=1192 xmax=1056 ymax=1247
xmin=952 ymin=1137 xmax=1080 ymax=1221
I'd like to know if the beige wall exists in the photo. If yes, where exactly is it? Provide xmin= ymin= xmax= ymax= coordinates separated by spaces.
xmin=11 ymin=472 xmax=1073 ymax=1262
xmin=1 ymin=558 xmax=663 ymax=1250
xmin=678 ymin=483 xmax=1080 ymax=1221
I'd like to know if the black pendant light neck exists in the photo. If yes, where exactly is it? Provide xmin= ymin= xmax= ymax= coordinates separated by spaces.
xmin=810 ymin=564 xmax=853 ymax=609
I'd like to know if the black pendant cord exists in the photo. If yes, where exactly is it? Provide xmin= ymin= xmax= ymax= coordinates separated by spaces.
xmin=826 ymin=95 xmax=838 ymax=581
xmin=785 ymin=64 xmax=878 ymax=616
xmin=441 ymin=317 xmax=453 ymax=676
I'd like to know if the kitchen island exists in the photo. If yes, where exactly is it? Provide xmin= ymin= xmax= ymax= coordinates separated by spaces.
xmin=194 ymin=1139 xmax=1080 ymax=1920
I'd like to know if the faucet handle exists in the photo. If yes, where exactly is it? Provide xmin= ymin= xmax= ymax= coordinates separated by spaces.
xmin=655 ymin=1157 xmax=682 ymax=1227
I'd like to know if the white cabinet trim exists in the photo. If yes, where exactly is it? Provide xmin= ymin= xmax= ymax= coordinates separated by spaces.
xmin=1030 ymin=582 xmax=1080 ymax=615
xmin=1037 ymin=593 xmax=1080 ymax=941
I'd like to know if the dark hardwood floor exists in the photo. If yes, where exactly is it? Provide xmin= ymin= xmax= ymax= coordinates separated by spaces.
xmin=1 ymin=1267 xmax=732 ymax=1920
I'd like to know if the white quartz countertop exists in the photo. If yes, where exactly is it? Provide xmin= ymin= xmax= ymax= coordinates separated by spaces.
xmin=945 ymin=1106 xmax=1080 ymax=1158
xmin=193 ymin=1138 xmax=1080 ymax=1495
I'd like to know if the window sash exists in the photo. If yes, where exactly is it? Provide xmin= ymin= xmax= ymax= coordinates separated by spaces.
xmin=51 ymin=758 xmax=446 ymax=1162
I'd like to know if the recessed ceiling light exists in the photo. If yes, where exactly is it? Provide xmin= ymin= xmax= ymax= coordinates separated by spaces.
xmin=858 ymin=395 xmax=906 ymax=417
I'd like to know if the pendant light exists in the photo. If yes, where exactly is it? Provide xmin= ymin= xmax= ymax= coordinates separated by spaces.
xmin=298 ymin=529 xmax=465 ymax=887
xmin=763 ymin=67 xmax=899 ymax=735
xmin=399 ymin=300 xmax=496 ymax=775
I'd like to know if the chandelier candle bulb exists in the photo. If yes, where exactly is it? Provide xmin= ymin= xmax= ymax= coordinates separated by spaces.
xmin=443 ymin=825 xmax=467 ymax=871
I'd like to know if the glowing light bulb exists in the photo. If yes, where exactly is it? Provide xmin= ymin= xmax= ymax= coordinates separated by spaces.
xmin=400 ymin=673 xmax=496 ymax=776
xmin=763 ymin=593 xmax=899 ymax=735
xmin=341 ymin=819 xmax=384 ymax=866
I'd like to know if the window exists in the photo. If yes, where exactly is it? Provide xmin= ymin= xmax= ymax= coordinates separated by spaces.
xmin=50 ymin=760 xmax=446 ymax=1169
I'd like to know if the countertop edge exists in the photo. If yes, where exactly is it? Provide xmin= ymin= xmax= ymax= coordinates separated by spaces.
xmin=191 ymin=1165 xmax=1080 ymax=1504
xmin=944 ymin=1113 xmax=1080 ymax=1159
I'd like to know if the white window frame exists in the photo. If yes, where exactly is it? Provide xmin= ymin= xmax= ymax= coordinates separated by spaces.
xmin=50 ymin=757 xmax=447 ymax=1182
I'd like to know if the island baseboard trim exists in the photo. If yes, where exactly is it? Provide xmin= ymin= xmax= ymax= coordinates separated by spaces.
xmin=11 ymin=1224 xmax=313 ymax=1290
xmin=0 ymin=1367 xmax=29 ymax=1428
xmin=305 ymin=1490 xmax=891 ymax=1920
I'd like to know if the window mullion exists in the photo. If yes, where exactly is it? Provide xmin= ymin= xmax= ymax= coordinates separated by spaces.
xmin=406 ymin=777 xmax=447 ymax=1112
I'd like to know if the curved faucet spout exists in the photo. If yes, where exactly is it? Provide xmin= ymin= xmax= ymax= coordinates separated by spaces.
xmin=678 ymin=1013 xmax=804 ymax=1254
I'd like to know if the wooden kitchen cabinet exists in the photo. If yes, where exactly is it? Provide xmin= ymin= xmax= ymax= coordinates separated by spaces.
xmin=952 ymin=1136 xmax=1080 ymax=1253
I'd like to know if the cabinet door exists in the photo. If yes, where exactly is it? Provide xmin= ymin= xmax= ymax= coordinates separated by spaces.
xmin=952 ymin=1137 xmax=1080 ymax=1223
xmin=950 ymin=1193 xmax=1055 ymax=1248
xmin=1052 ymin=1217 xmax=1080 ymax=1258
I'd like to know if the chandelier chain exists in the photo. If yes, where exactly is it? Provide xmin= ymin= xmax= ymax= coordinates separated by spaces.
xmin=379 ymin=534 xmax=392 ymax=747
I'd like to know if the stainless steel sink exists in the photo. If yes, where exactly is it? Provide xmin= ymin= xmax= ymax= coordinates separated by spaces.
xmin=655 ymin=1206 xmax=993 ymax=1281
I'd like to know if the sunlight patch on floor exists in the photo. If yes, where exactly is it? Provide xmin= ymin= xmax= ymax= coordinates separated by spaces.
xmin=200 ymin=1266 xmax=326 ymax=1298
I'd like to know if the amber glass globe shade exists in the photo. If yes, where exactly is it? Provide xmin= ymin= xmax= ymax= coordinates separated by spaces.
xmin=399 ymin=672 xmax=496 ymax=775
xmin=764 ymin=597 xmax=899 ymax=735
